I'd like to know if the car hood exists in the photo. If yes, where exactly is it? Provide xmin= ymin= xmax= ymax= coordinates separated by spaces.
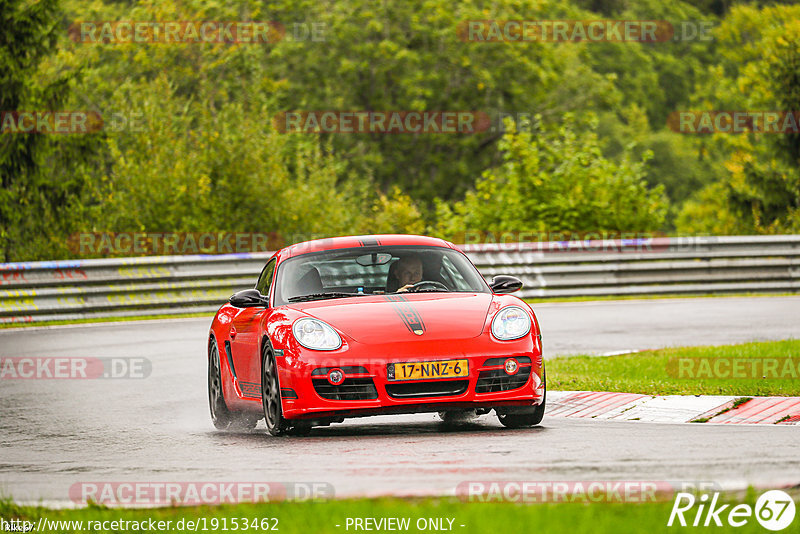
xmin=286 ymin=292 xmax=492 ymax=344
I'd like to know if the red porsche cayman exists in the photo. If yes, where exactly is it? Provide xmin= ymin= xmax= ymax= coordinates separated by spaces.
xmin=207 ymin=234 xmax=545 ymax=435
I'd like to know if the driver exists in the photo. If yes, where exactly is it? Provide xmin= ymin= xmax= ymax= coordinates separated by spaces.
xmin=393 ymin=255 xmax=423 ymax=293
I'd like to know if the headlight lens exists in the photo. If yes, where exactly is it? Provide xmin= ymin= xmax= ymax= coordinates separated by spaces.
xmin=491 ymin=306 xmax=531 ymax=341
xmin=292 ymin=318 xmax=342 ymax=350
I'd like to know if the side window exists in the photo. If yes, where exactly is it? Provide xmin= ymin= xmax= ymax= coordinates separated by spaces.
xmin=256 ymin=260 xmax=276 ymax=296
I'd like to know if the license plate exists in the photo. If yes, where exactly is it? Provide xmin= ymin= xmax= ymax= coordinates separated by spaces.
xmin=388 ymin=359 xmax=469 ymax=381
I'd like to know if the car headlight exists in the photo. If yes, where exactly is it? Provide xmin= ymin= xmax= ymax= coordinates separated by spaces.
xmin=292 ymin=318 xmax=342 ymax=350
xmin=491 ymin=306 xmax=531 ymax=341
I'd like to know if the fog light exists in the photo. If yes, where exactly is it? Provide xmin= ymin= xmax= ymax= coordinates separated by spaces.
xmin=328 ymin=368 xmax=345 ymax=385
xmin=504 ymin=358 xmax=519 ymax=375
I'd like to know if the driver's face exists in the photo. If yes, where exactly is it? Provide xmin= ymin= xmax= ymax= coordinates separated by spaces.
xmin=396 ymin=258 xmax=423 ymax=287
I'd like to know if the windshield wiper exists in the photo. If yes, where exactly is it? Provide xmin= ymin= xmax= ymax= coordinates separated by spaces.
xmin=287 ymin=292 xmax=360 ymax=303
xmin=411 ymin=288 xmax=450 ymax=293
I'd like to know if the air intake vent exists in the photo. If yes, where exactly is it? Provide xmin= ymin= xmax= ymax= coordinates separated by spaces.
xmin=312 ymin=378 xmax=378 ymax=400
xmin=385 ymin=380 xmax=469 ymax=399
xmin=475 ymin=367 xmax=531 ymax=393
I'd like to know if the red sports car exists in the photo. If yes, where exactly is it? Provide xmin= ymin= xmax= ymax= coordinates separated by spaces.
xmin=207 ymin=234 xmax=545 ymax=435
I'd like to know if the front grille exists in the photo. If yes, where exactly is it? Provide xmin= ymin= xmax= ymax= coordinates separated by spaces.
xmin=312 ymin=377 xmax=378 ymax=400
xmin=385 ymin=379 xmax=469 ymax=399
xmin=475 ymin=367 xmax=531 ymax=393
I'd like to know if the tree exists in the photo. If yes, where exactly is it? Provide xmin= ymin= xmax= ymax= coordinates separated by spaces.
xmin=430 ymin=116 xmax=667 ymax=239
xmin=50 ymin=0 xmax=428 ymax=256
xmin=263 ymin=0 xmax=622 ymax=201
xmin=678 ymin=5 xmax=800 ymax=233
xmin=0 ymin=0 xmax=96 ymax=261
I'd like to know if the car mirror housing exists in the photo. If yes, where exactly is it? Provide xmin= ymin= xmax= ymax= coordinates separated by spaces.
xmin=229 ymin=289 xmax=269 ymax=308
xmin=489 ymin=275 xmax=523 ymax=294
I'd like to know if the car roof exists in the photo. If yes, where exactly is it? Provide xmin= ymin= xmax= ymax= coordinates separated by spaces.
xmin=277 ymin=234 xmax=457 ymax=260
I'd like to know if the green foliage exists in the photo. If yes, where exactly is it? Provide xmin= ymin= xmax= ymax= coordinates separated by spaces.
xmin=0 ymin=0 xmax=102 ymax=261
xmin=675 ymin=182 xmax=746 ymax=235
xmin=679 ymin=4 xmax=800 ymax=234
xmin=356 ymin=187 xmax=425 ymax=236
xmin=2 ymin=0 xmax=799 ymax=262
xmin=263 ymin=0 xmax=626 ymax=201
xmin=93 ymin=76 xmax=363 ymax=239
xmin=597 ymin=107 xmax=724 ymax=224
xmin=433 ymin=116 xmax=666 ymax=238
xmin=725 ymin=152 xmax=800 ymax=233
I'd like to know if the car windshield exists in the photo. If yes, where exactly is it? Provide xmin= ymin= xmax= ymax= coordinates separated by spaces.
xmin=273 ymin=246 xmax=489 ymax=305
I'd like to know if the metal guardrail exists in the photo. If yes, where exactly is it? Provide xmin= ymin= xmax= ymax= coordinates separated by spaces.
xmin=1 ymin=235 xmax=798 ymax=324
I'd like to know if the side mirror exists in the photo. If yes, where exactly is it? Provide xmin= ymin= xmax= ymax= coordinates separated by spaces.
xmin=489 ymin=275 xmax=523 ymax=294
xmin=229 ymin=289 xmax=269 ymax=308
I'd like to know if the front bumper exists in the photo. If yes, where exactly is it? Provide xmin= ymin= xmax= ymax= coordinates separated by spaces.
xmin=275 ymin=336 xmax=544 ymax=421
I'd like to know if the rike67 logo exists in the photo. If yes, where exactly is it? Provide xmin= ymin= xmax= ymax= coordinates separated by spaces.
xmin=668 ymin=490 xmax=796 ymax=530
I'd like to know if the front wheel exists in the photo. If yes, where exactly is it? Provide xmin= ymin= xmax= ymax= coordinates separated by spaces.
xmin=497 ymin=366 xmax=546 ymax=428
xmin=262 ymin=342 xmax=300 ymax=436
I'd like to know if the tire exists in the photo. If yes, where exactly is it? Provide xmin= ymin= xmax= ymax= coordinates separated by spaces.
xmin=208 ymin=338 xmax=259 ymax=431
xmin=497 ymin=365 xmax=546 ymax=428
xmin=261 ymin=342 xmax=293 ymax=436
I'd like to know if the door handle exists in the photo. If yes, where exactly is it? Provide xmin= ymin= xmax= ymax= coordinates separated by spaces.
xmin=230 ymin=326 xmax=237 ymax=339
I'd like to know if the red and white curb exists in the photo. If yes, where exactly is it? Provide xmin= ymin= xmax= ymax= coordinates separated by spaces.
xmin=547 ymin=391 xmax=800 ymax=425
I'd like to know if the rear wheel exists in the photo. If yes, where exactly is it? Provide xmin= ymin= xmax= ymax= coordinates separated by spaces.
xmin=208 ymin=339 xmax=259 ymax=431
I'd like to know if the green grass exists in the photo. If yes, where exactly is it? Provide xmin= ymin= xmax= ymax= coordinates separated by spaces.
xmin=1 ymin=493 xmax=795 ymax=534
xmin=548 ymin=340 xmax=800 ymax=396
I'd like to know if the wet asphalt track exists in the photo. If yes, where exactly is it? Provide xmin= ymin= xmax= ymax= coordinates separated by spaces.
xmin=1 ymin=296 xmax=799 ymax=504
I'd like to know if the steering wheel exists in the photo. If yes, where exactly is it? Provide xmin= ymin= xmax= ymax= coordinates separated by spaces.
xmin=407 ymin=280 xmax=450 ymax=292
